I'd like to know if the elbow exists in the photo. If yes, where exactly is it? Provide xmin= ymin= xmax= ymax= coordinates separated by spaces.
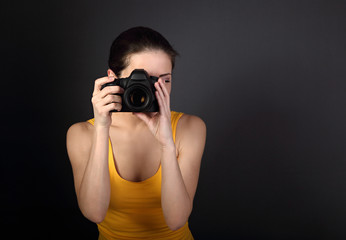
xmin=167 ymin=221 xmax=186 ymax=231
xmin=77 ymin=195 xmax=110 ymax=224
xmin=165 ymin=210 xmax=191 ymax=231
xmin=165 ymin=202 xmax=193 ymax=231
xmin=79 ymin=202 xmax=107 ymax=224
xmin=83 ymin=211 xmax=106 ymax=224
xmin=91 ymin=214 xmax=106 ymax=224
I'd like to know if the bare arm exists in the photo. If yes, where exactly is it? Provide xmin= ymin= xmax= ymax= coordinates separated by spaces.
xmin=66 ymin=75 xmax=123 ymax=223
xmin=161 ymin=115 xmax=206 ymax=230
xmin=66 ymin=123 xmax=110 ymax=223
xmin=135 ymin=79 xmax=206 ymax=230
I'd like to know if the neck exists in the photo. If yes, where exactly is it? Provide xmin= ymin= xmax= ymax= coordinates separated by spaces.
xmin=110 ymin=112 xmax=146 ymax=129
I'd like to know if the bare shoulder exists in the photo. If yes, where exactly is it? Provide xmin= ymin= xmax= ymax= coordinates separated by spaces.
xmin=66 ymin=121 xmax=94 ymax=142
xmin=66 ymin=121 xmax=94 ymax=162
xmin=177 ymin=113 xmax=206 ymax=136
xmin=175 ymin=113 xmax=207 ymax=150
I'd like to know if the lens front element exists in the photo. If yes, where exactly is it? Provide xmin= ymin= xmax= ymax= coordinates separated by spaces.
xmin=124 ymin=85 xmax=152 ymax=111
xmin=130 ymin=89 xmax=146 ymax=107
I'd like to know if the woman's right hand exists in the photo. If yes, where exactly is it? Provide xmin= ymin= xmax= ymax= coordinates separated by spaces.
xmin=91 ymin=76 xmax=124 ymax=129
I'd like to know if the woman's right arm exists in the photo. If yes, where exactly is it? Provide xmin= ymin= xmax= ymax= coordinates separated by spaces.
xmin=66 ymin=122 xmax=110 ymax=223
xmin=66 ymin=75 xmax=123 ymax=223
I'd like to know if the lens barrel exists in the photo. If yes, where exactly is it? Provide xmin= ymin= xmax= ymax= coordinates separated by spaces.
xmin=124 ymin=85 xmax=153 ymax=112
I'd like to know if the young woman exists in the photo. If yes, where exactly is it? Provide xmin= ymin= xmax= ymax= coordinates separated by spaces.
xmin=66 ymin=26 xmax=206 ymax=240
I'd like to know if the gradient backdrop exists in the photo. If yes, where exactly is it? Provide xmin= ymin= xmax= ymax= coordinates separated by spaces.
xmin=2 ymin=0 xmax=346 ymax=239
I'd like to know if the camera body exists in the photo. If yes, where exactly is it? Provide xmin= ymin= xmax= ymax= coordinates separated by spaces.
xmin=101 ymin=69 xmax=159 ymax=112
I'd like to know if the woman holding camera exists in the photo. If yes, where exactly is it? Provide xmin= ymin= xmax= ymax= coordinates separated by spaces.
xmin=66 ymin=26 xmax=206 ymax=240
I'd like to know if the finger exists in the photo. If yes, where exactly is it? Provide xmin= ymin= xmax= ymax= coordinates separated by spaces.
xmin=93 ymin=100 xmax=121 ymax=115
xmin=158 ymin=79 xmax=169 ymax=97
xmin=155 ymin=88 xmax=167 ymax=114
xmin=96 ymin=94 xmax=122 ymax=108
xmin=156 ymin=81 xmax=169 ymax=110
xmin=99 ymin=86 xmax=124 ymax=99
xmin=103 ymin=94 xmax=122 ymax=104
xmin=159 ymin=79 xmax=170 ymax=106
xmin=155 ymin=81 xmax=165 ymax=99
xmin=93 ymin=76 xmax=115 ymax=96
xmin=104 ymin=102 xmax=122 ymax=112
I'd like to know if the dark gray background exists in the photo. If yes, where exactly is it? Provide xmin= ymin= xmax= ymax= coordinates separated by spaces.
xmin=1 ymin=0 xmax=346 ymax=239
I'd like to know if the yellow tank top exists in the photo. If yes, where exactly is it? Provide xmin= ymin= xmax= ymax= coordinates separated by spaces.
xmin=87 ymin=111 xmax=194 ymax=240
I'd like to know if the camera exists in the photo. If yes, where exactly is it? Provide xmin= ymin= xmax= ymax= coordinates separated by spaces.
xmin=101 ymin=69 xmax=159 ymax=112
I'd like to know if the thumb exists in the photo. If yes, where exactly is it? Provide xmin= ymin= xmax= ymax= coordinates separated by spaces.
xmin=133 ymin=112 xmax=151 ymax=124
xmin=133 ymin=112 xmax=158 ymax=125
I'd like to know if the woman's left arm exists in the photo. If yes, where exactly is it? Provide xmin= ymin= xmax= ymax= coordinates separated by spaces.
xmin=135 ymin=79 xmax=206 ymax=231
xmin=161 ymin=114 xmax=206 ymax=231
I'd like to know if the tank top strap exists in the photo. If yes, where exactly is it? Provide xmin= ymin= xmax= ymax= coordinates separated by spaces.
xmin=170 ymin=111 xmax=184 ymax=143
xmin=87 ymin=118 xmax=95 ymax=125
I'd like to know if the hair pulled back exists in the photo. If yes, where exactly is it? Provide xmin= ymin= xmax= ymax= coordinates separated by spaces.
xmin=108 ymin=26 xmax=178 ymax=77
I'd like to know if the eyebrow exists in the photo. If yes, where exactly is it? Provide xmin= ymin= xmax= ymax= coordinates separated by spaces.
xmin=158 ymin=73 xmax=172 ymax=77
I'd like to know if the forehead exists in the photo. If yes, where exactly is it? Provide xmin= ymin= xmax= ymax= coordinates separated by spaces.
xmin=126 ymin=50 xmax=172 ymax=77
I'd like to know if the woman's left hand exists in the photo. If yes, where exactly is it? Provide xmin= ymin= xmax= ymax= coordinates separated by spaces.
xmin=134 ymin=78 xmax=174 ymax=148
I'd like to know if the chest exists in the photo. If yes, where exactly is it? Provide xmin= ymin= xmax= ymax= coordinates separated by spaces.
xmin=109 ymin=128 xmax=163 ymax=182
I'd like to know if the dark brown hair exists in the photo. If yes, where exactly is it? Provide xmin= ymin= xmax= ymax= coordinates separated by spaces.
xmin=108 ymin=26 xmax=178 ymax=77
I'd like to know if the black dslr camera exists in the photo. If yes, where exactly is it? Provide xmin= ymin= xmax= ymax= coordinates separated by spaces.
xmin=101 ymin=69 xmax=159 ymax=112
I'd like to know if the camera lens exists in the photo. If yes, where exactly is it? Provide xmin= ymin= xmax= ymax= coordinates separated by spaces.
xmin=130 ymin=89 xmax=146 ymax=107
xmin=124 ymin=85 xmax=152 ymax=111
